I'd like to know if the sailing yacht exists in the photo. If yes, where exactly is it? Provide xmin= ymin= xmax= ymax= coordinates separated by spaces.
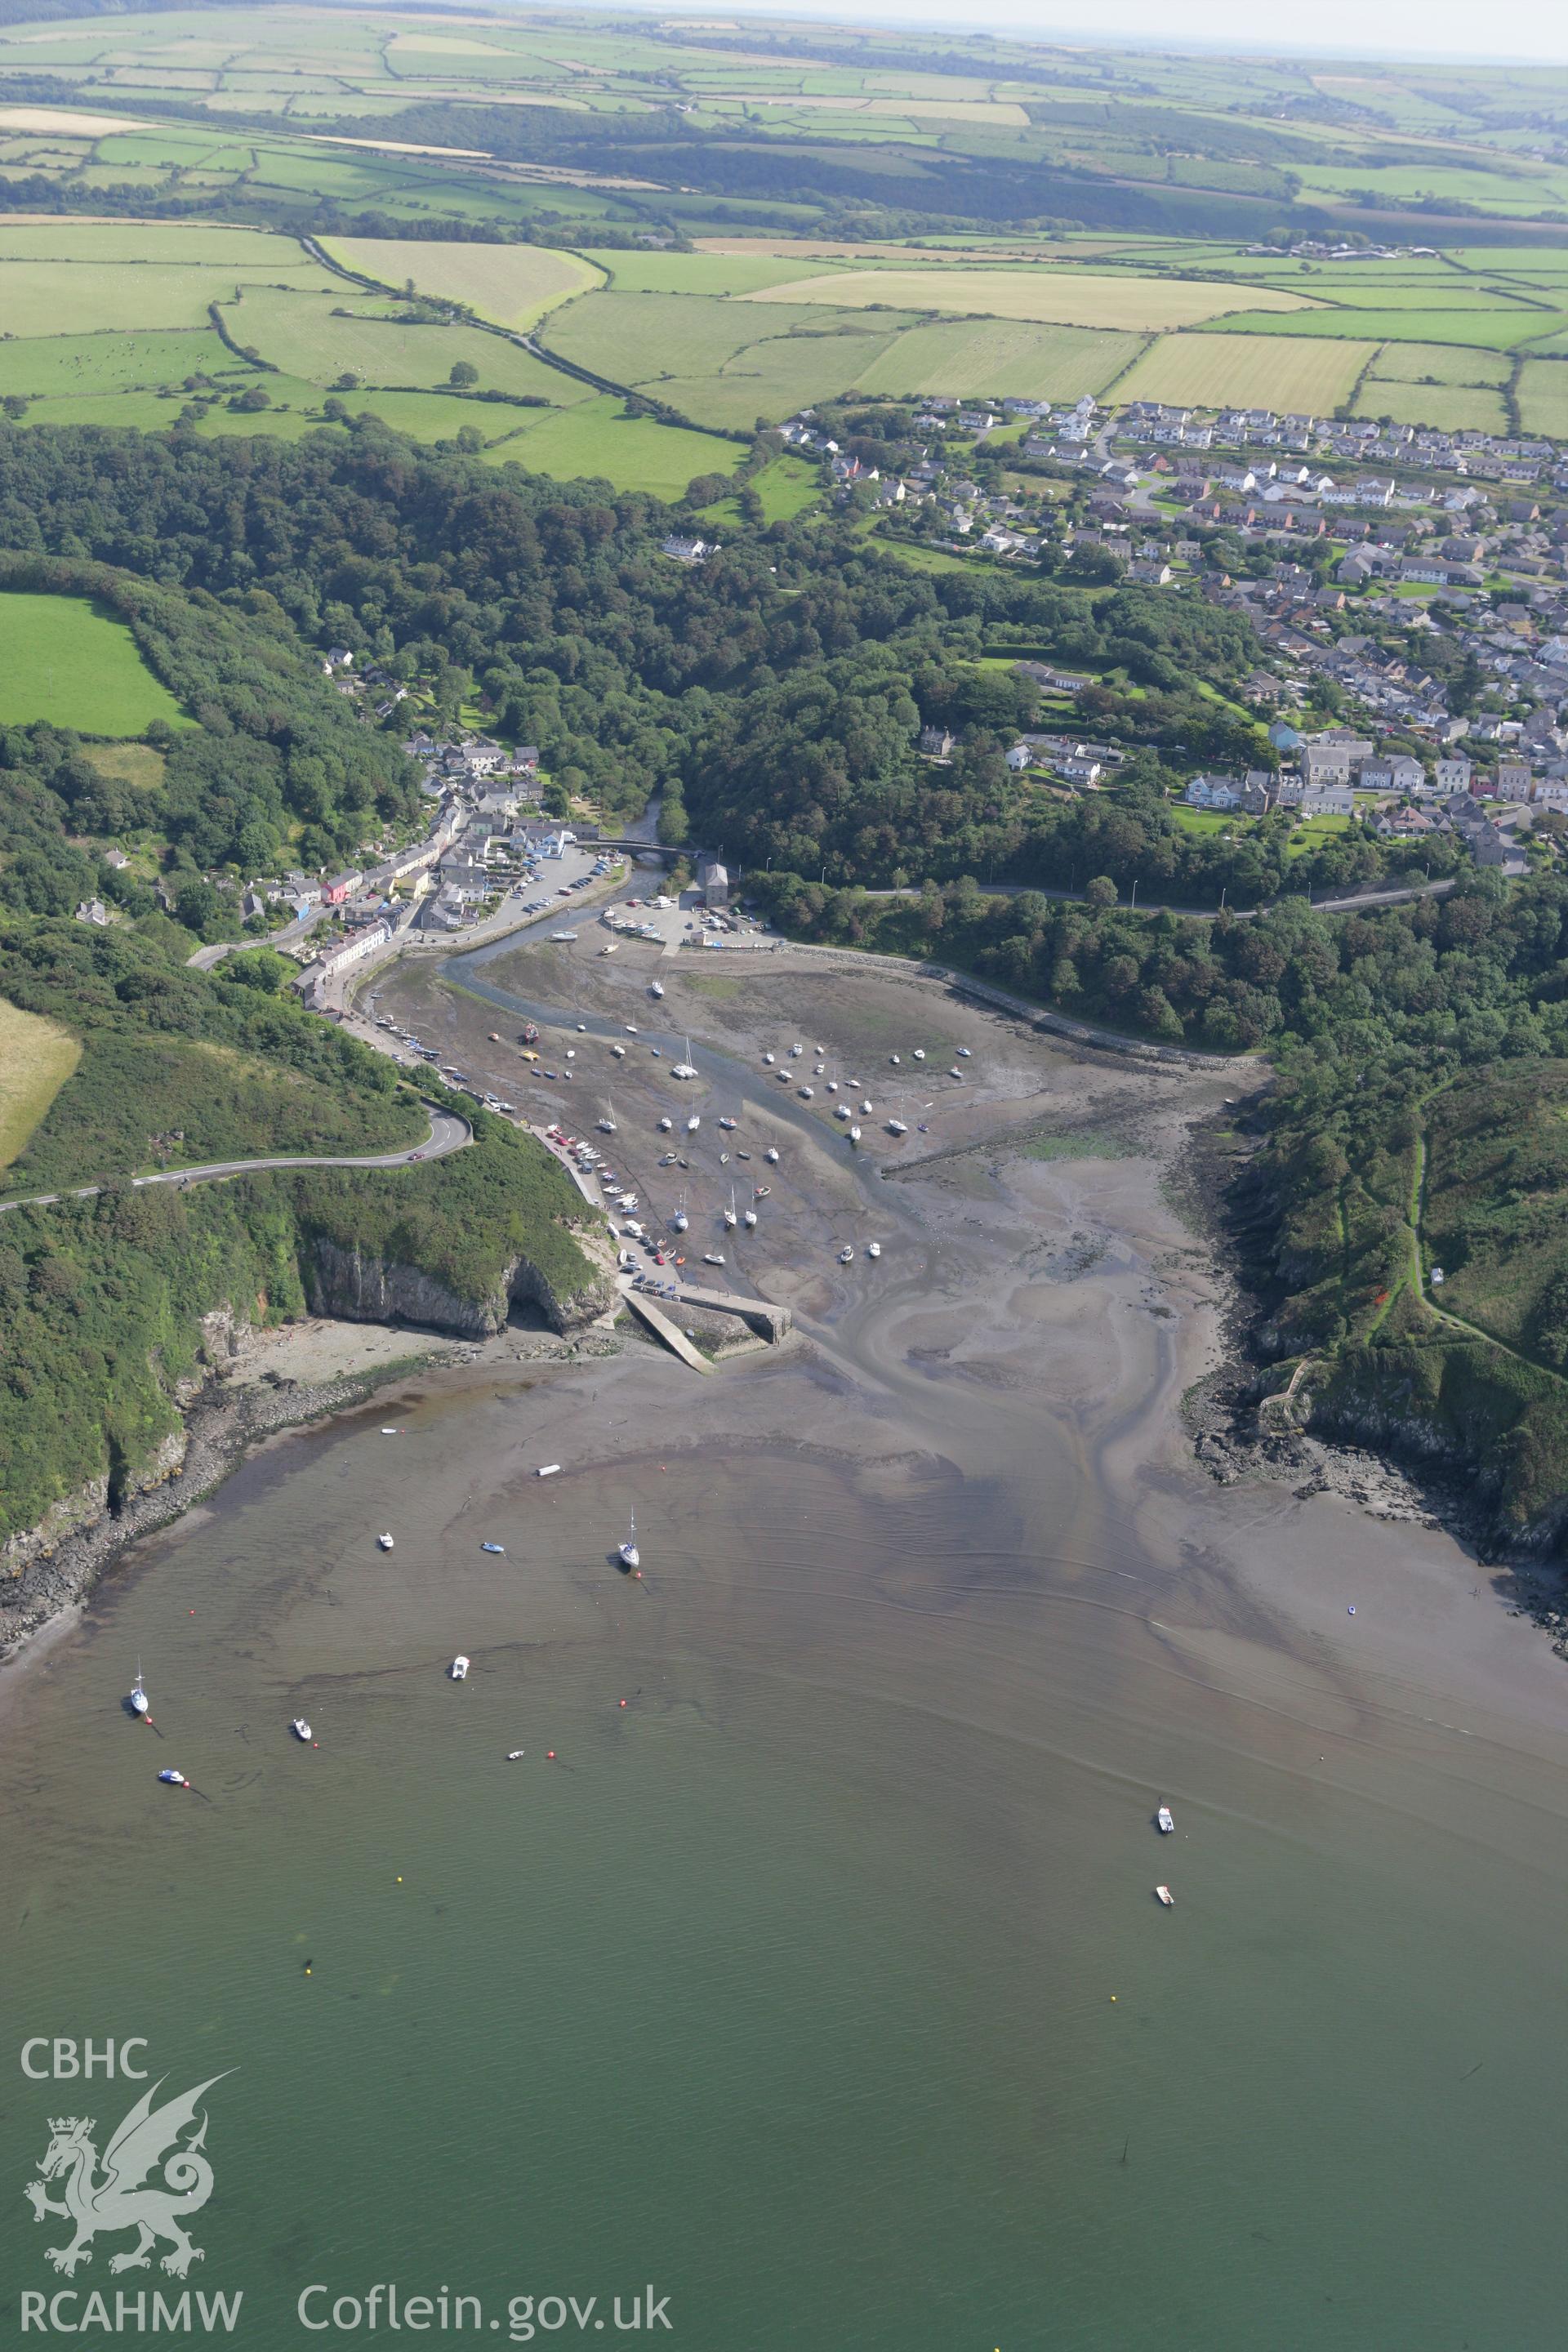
xmin=723 ymin=1188 xmax=738 ymax=1231
xmin=128 ymin=1661 xmax=150 ymax=1719
xmin=618 ymin=1513 xmax=640 ymax=1571
xmin=742 ymin=1204 xmax=757 ymax=1229
xmin=598 ymin=1102 xmax=617 ymax=1134
xmin=671 ymin=1194 xmax=689 ymax=1234
xmin=672 ymin=1037 xmax=697 ymax=1080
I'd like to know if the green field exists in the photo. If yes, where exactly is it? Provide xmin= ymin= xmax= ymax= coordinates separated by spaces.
xmin=854 ymin=316 xmax=1145 ymax=399
xmin=1353 ymin=378 xmax=1510 ymax=432
xmin=742 ymin=266 xmax=1314 ymax=330
xmin=1198 ymin=305 xmax=1568 ymax=348
xmin=0 ymin=1000 xmax=81 ymax=1170
xmin=0 ymin=592 xmax=187 ymax=734
xmin=1113 ymin=332 xmax=1375 ymax=412
xmin=1517 ymin=361 xmax=1568 ymax=438
xmin=1365 ymin=341 xmax=1514 ymax=386
xmin=233 ymin=287 xmax=588 ymax=403
xmin=324 ymin=238 xmax=603 ymax=330
xmin=483 ymin=394 xmax=744 ymax=493
xmin=0 ymin=326 xmax=252 ymax=399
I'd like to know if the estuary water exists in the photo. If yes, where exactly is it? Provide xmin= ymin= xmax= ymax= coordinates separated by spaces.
xmin=4 ymin=956 xmax=1568 ymax=2350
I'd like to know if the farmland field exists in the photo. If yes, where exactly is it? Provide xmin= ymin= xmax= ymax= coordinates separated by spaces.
xmin=483 ymin=394 xmax=745 ymax=494
xmin=323 ymin=238 xmax=603 ymax=329
xmin=854 ymin=317 xmax=1145 ymax=399
xmin=0 ymin=256 xmax=332 ymax=336
xmin=0 ymin=593 xmax=186 ymax=735
xmin=1112 ymin=332 xmax=1375 ymax=412
xmin=1195 ymin=306 xmax=1567 ymax=347
xmin=742 ymin=268 xmax=1316 ymax=329
xmin=1516 ymin=362 xmax=1568 ymax=438
xmin=1365 ymin=342 xmax=1514 ymax=386
xmin=234 ymin=287 xmax=587 ymax=403
xmin=0 ymin=327 xmax=251 ymax=399
xmin=0 ymin=1001 xmax=81 ymax=1172
xmin=1352 ymin=379 xmax=1510 ymax=432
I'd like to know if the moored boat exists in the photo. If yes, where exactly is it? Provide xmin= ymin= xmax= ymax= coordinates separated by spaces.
xmin=378 ymin=1531 xmax=394 ymax=1552
xmin=1156 ymin=1805 xmax=1174 ymax=1834
xmin=158 ymin=1768 xmax=189 ymax=1787
xmin=291 ymin=1717 xmax=312 ymax=1742
xmin=618 ymin=1512 xmax=640 ymax=1571
xmin=450 ymin=1655 xmax=470 ymax=1681
xmin=482 ymin=1541 xmax=506 ymax=1555
xmin=1156 ymin=1884 xmax=1174 ymax=1906
xmin=128 ymin=1660 xmax=150 ymax=1718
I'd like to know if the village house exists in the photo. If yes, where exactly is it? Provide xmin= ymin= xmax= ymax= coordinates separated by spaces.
xmin=321 ymin=870 xmax=363 ymax=907
xmin=918 ymin=725 xmax=955 ymax=760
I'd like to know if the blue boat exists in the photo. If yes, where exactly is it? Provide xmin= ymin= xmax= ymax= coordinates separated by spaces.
xmin=482 ymin=1542 xmax=506 ymax=1555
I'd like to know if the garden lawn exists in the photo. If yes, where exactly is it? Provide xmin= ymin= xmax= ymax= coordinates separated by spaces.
xmin=0 ymin=593 xmax=187 ymax=734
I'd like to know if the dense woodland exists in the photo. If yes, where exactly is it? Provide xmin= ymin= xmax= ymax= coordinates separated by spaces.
xmin=0 ymin=422 xmax=1441 ymax=911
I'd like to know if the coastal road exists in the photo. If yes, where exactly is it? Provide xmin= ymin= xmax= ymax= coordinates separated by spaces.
xmin=0 ymin=1107 xmax=472 ymax=1219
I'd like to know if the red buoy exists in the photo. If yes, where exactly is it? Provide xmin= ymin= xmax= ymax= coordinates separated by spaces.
xmin=546 ymin=1750 xmax=556 ymax=1760
xmin=619 ymin=1699 xmax=627 ymax=1708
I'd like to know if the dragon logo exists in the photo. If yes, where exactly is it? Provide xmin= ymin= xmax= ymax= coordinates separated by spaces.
xmin=24 ymin=2074 xmax=230 ymax=2278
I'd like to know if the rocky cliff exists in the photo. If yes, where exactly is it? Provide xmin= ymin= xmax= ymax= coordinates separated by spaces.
xmin=305 ymin=1237 xmax=612 ymax=1338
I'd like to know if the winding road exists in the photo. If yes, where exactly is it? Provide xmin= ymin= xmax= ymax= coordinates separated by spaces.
xmin=0 ymin=1107 xmax=472 ymax=1219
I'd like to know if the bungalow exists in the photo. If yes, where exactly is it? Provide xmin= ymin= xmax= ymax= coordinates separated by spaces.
xmin=1374 ymin=806 xmax=1439 ymax=838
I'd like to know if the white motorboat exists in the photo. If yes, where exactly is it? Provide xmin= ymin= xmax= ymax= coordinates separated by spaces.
xmin=826 ymin=1080 xmax=839 ymax=1094
xmin=838 ymin=1245 xmax=854 ymax=1264
xmin=789 ymin=1043 xmax=803 ymax=1058
xmin=537 ymin=1463 xmax=562 ymax=1477
xmin=912 ymin=1049 xmax=925 ymax=1062
xmin=813 ymin=1062 xmax=826 ymax=1076
xmin=887 ymin=1118 xmax=908 ymax=1135
xmin=866 ymin=1242 xmax=881 ymax=1259
xmin=775 ymin=1068 xmax=791 ymax=1083
xmin=686 ymin=1113 xmax=701 ymax=1134
xmin=849 ymin=1125 xmax=862 ymax=1143
xmin=128 ymin=1660 xmax=150 ymax=1718
xmin=719 ymin=1115 xmax=737 ymax=1130
xmin=742 ymin=1206 xmax=757 ymax=1228
xmin=1156 ymin=1884 xmax=1174 ymax=1907
xmin=292 ymin=1717 xmax=313 ymax=1742
xmin=449 ymin=1655 xmax=470 ymax=1681
xmin=763 ymin=1051 xmax=776 ymax=1066
xmin=507 ymin=1749 xmax=526 ymax=1761
xmin=889 ymin=1054 xmax=901 ymax=1065
xmin=648 ymin=982 xmax=665 ymax=999
xmin=657 ymin=1116 xmax=674 ymax=1132
xmin=835 ymin=1103 xmax=852 ymax=1120
xmin=1156 ymin=1805 xmax=1174 ymax=1835
xmin=703 ymin=1252 xmax=725 ymax=1267
xmin=611 ymin=1043 xmax=626 ymax=1058
xmin=799 ymin=1085 xmax=814 ymax=1100
xmin=949 ymin=1067 xmax=963 ymax=1079
xmin=860 ymin=1101 xmax=873 ymax=1115
xmin=764 ymin=1147 xmax=780 ymax=1165
xmin=957 ymin=1046 xmax=971 ymax=1058
xmin=378 ymin=1531 xmax=394 ymax=1552
xmin=618 ymin=1513 xmax=640 ymax=1571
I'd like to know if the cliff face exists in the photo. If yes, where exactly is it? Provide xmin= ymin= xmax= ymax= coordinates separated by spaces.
xmin=305 ymin=1239 xmax=612 ymax=1338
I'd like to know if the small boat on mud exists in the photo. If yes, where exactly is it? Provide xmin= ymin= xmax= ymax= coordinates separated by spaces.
xmin=378 ymin=1531 xmax=395 ymax=1552
xmin=449 ymin=1655 xmax=470 ymax=1682
xmin=482 ymin=1541 xmax=506 ymax=1555
xmin=1156 ymin=1805 xmax=1174 ymax=1835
